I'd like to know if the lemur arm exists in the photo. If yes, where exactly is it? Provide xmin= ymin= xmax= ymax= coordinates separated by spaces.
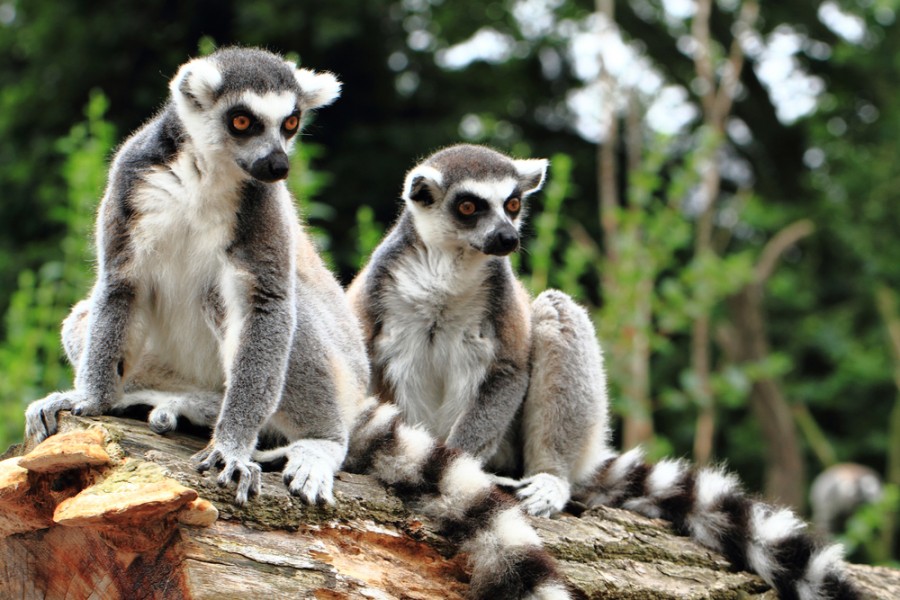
xmin=195 ymin=183 xmax=297 ymax=504
xmin=446 ymin=272 xmax=532 ymax=463
xmin=445 ymin=357 xmax=529 ymax=462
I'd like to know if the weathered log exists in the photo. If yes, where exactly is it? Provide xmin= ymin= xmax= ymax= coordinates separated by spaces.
xmin=1 ymin=413 xmax=898 ymax=599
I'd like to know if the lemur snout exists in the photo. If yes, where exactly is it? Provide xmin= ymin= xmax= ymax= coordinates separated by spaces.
xmin=251 ymin=149 xmax=290 ymax=182
xmin=482 ymin=227 xmax=520 ymax=256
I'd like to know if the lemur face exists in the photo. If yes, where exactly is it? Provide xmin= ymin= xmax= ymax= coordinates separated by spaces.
xmin=169 ymin=47 xmax=340 ymax=182
xmin=403 ymin=145 xmax=548 ymax=256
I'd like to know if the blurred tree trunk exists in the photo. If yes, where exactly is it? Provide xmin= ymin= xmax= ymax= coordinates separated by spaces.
xmin=721 ymin=220 xmax=814 ymax=510
xmin=690 ymin=0 xmax=758 ymax=465
xmin=875 ymin=284 xmax=900 ymax=559
xmin=596 ymin=0 xmax=655 ymax=450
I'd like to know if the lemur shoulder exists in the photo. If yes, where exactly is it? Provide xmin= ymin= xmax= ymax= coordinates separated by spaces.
xmin=347 ymin=143 xmax=863 ymax=600
xmin=25 ymin=51 xmax=577 ymax=600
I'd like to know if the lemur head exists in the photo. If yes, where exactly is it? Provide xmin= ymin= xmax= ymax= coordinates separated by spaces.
xmin=402 ymin=145 xmax=548 ymax=256
xmin=169 ymin=47 xmax=341 ymax=182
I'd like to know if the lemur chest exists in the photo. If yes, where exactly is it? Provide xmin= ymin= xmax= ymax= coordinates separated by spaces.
xmin=374 ymin=254 xmax=496 ymax=440
xmin=127 ymin=160 xmax=241 ymax=387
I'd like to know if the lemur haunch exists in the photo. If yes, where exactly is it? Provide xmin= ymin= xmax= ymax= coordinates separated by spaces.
xmin=347 ymin=144 xmax=862 ymax=600
xmin=24 ymin=50 xmax=577 ymax=600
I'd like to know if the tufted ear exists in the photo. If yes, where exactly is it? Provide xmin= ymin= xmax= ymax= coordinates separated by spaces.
xmin=169 ymin=57 xmax=222 ymax=112
xmin=293 ymin=67 xmax=342 ymax=110
xmin=513 ymin=158 xmax=549 ymax=195
xmin=402 ymin=164 xmax=444 ymax=207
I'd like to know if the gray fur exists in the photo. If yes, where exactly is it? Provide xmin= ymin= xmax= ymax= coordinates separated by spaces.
xmin=25 ymin=47 xmax=356 ymax=506
xmin=348 ymin=144 xmax=609 ymax=516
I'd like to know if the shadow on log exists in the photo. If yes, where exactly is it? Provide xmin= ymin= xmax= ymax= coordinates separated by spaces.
xmin=1 ymin=413 xmax=898 ymax=599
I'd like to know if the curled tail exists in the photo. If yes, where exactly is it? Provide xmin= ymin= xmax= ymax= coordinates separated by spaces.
xmin=577 ymin=448 xmax=862 ymax=600
xmin=346 ymin=398 xmax=582 ymax=600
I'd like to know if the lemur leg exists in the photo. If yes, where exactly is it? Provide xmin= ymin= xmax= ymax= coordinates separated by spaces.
xmin=517 ymin=290 xmax=612 ymax=516
xmin=26 ymin=299 xmax=221 ymax=440
xmin=121 ymin=390 xmax=222 ymax=434
xmin=25 ymin=300 xmax=108 ymax=442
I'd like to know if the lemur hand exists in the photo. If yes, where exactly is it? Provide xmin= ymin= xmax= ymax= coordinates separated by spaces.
xmin=281 ymin=440 xmax=343 ymax=505
xmin=516 ymin=472 xmax=571 ymax=517
xmin=25 ymin=390 xmax=90 ymax=443
xmin=194 ymin=443 xmax=262 ymax=505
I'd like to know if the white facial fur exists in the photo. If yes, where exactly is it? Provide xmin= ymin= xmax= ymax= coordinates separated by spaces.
xmin=405 ymin=176 xmax=521 ymax=254
xmin=170 ymin=56 xmax=341 ymax=177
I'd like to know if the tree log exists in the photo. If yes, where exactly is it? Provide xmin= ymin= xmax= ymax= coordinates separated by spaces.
xmin=1 ymin=413 xmax=898 ymax=599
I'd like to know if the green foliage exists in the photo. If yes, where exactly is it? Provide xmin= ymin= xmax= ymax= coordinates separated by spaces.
xmin=520 ymin=153 xmax=575 ymax=295
xmin=841 ymin=483 xmax=900 ymax=566
xmin=352 ymin=205 xmax=386 ymax=271
xmin=0 ymin=90 xmax=114 ymax=448
xmin=287 ymin=141 xmax=336 ymax=267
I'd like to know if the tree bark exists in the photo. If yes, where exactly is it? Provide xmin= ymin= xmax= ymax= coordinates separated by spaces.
xmin=2 ymin=413 xmax=898 ymax=599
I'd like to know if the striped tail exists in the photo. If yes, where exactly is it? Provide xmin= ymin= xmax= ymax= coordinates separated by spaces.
xmin=346 ymin=398 xmax=583 ymax=600
xmin=577 ymin=447 xmax=862 ymax=600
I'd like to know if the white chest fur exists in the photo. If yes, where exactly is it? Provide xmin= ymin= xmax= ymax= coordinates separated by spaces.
xmin=375 ymin=247 xmax=496 ymax=440
xmin=127 ymin=152 xmax=242 ymax=389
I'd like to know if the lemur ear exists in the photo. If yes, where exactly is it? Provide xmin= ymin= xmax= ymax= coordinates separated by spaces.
xmin=293 ymin=67 xmax=342 ymax=110
xmin=402 ymin=165 xmax=444 ymax=207
xmin=513 ymin=158 xmax=549 ymax=195
xmin=169 ymin=57 xmax=223 ymax=111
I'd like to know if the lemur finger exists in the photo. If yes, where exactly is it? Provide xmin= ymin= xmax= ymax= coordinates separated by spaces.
xmin=71 ymin=399 xmax=102 ymax=417
xmin=299 ymin=468 xmax=332 ymax=505
xmin=194 ymin=447 xmax=221 ymax=473
xmin=286 ymin=461 xmax=314 ymax=498
xmin=314 ymin=474 xmax=335 ymax=506
xmin=298 ymin=480 xmax=319 ymax=505
xmin=233 ymin=462 xmax=261 ymax=506
xmin=216 ymin=460 xmax=238 ymax=487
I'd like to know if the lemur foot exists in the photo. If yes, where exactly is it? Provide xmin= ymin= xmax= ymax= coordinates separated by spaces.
xmin=24 ymin=390 xmax=88 ymax=443
xmin=148 ymin=405 xmax=178 ymax=434
xmin=516 ymin=473 xmax=571 ymax=517
xmin=281 ymin=440 xmax=343 ymax=505
xmin=193 ymin=444 xmax=261 ymax=505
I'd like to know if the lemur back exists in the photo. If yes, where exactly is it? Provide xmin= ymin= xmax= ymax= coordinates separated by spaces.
xmin=348 ymin=144 xmax=863 ymax=600
xmin=25 ymin=52 xmax=578 ymax=600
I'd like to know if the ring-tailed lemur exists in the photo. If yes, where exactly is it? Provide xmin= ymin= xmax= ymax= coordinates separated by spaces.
xmin=24 ymin=50 xmax=577 ymax=600
xmin=346 ymin=144 xmax=863 ymax=600
xmin=810 ymin=463 xmax=882 ymax=536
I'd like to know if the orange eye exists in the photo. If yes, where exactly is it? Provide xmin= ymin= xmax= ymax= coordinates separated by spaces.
xmin=506 ymin=197 xmax=521 ymax=213
xmin=283 ymin=115 xmax=300 ymax=131
xmin=458 ymin=201 xmax=477 ymax=216
xmin=232 ymin=114 xmax=252 ymax=131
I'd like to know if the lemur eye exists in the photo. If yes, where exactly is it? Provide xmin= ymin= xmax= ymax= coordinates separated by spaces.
xmin=231 ymin=114 xmax=252 ymax=132
xmin=283 ymin=114 xmax=300 ymax=132
xmin=505 ymin=197 xmax=521 ymax=213
xmin=458 ymin=201 xmax=477 ymax=216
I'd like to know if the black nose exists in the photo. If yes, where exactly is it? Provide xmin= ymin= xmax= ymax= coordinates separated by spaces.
xmin=250 ymin=150 xmax=290 ymax=182
xmin=482 ymin=228 xmax=520 ymax=256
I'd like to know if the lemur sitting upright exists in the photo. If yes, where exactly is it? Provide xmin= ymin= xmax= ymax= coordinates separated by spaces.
xmin=347 ymin=144 xmax=862 ymax=600
xmin=24 ymin=50 xmax=578 ymax=600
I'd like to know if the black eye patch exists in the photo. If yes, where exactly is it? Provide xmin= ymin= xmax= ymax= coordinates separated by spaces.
xmin=226 ymin=106 xmax=263 ymax=137
xmin=452 ymin=193 xmax=489 ymax=226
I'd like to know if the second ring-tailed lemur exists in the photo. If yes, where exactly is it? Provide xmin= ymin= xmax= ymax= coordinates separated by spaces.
xmin=346 ymin=144 xmax=862 ymax=600
xmin=24 ymin=50 xmax=577 ymax=600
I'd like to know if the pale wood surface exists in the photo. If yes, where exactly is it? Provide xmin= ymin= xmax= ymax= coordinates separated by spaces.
xmin=1 ymin=413 xmax=898 ymax=599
